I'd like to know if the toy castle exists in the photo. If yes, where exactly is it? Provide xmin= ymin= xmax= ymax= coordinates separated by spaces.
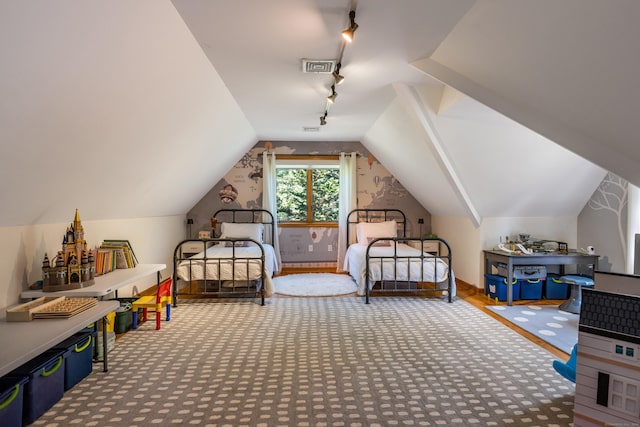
xmin=42 ymin=209 xmax=95 ymax=291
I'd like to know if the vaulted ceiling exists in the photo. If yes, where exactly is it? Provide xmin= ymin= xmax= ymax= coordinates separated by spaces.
xmin=3 ymin=0 xmax=637 ymax=227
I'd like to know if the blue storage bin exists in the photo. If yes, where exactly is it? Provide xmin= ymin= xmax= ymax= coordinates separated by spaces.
xmin=485 ymin=274 xmax=520 ymax=302
xmin=10 ymin=349 xmax=65 ymax=425
xmin=53 ymin=331 xmax=94 ymax=391
xmin=520 ymin=278 xmax=543 ymax=299
xmin=0 ymin=375 xmax=28 ymax=427
xmin=545 ymin=273 xmax=570 ymax=299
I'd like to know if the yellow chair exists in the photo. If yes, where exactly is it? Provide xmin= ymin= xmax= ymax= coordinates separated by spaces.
xmin=132 ymin=277 xmax=172 ymax=330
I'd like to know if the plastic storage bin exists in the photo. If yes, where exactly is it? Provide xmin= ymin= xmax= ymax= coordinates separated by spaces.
xmin=0 ymin=375 xmax=28 ymax=427
xmin=112 ymin=298 xmax=138 ymax=334
xmin=96 ymin=331 xmax=116 ymax=361
xmin=495 ymin=263 xmax=547 ymax=280
xmin=545 ymin=273 xmax=570 ymax=299
xmin=10 ymin=349 xmax=65 ymax=425
xmin=520 ymin=278 xmax=543 ymax=299
xmin=53 ymin=331 xmax=94 ymax=391
xmin=98 ymin=311 xmax=116 ymax=333
xmin=485 ymin=274 xmax=520 ymax=302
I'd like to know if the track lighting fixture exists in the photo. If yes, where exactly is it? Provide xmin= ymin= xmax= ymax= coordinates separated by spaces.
xmin=309 ymin=7 xmax=359 ymax=128
xmin=341 ymin=10 xmax=358 ymax=43
xmin=332 ymin=63 xmax=344 ymax=85
xmin=327 ymin=85 xmax=337 ymax=103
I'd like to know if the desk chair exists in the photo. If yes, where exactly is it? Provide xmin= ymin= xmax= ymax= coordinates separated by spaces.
xmin=553 ymin=343 xmax=578 ymax=383
xmin=132 ymin=277 xmax=172 ymax=330
xmin=558 ymin=275 xmax=594 ymax=314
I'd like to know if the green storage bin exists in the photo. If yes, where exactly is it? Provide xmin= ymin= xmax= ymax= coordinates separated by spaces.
xmin=112 ymin=298 xmax=138 ymax=334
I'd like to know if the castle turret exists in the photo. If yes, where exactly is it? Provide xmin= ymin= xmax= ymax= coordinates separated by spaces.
xmin=42 ymin=253 xmax=51 ymax=287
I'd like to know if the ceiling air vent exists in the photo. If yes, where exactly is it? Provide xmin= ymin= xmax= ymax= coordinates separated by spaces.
xmin=301 ymin=59 xmax=336 ymax=74
xmin=303 ymin=126 xmax=320 ymax=132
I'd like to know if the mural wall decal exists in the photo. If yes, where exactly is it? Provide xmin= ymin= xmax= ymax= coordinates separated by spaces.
xmin=219 ymin=184 xmax=238 ymax=204
xmin=587 ymin=172 xmax=628 ymax=261
xmin=187 ymin=141 xmax=431 ymax=265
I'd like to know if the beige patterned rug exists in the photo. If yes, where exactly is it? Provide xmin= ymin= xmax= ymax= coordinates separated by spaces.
xmin=34 ymin=297 xmax=576 ymax=426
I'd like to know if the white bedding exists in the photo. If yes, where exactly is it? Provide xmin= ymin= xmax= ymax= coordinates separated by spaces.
xmin=343 ymin=242 xmax=456 ymax=297
xmin=175 ymin=243 xmax=277 ymax=296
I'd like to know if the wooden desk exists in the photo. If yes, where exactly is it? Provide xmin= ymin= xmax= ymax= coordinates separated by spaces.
xmin=0 ymin=300 xmax=119 ymax=377
xmin=21 ymin=264 xmax=166 ymax=300
xmin=483 ymin=250 xmax=598 ymax=306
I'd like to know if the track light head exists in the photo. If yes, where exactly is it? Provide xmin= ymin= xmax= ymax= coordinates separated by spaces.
xmin=327 ymin=85 xmax=337 ymax=103
xmin=342 ymin=10 xmax=358 ymax=43
xmin=332 ymin=63 xmax=345 ymax=85
xmin=320 ymin=112 xmax=327 ymax=126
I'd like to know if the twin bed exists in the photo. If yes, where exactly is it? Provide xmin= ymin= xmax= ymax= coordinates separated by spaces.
xmin=344 ymin=209 xmax=455 ymax=304
xmin=173 ymin=209 xmax=278 ymax=306
xmin=173 ymin=208 xmax=454 ymax=305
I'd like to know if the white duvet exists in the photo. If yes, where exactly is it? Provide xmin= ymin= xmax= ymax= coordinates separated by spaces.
xmin=175 ymin=244 xmax=277 ymax=296
xmin=344 ymin=243 xmax=456 ymax=297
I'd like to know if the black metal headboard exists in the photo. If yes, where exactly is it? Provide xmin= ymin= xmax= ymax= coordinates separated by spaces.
xmin=213 ymin=209 xmax=275 ymax=245
xmin=346 ymin=208 xmax=407 ymax=247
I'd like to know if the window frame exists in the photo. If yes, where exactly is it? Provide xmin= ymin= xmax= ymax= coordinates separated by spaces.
xmin=275 ymin=155 xmax=340 ymax=227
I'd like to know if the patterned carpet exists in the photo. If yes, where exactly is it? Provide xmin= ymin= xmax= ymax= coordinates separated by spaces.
xmin=33 ymin=297 xmax=575 ymax=426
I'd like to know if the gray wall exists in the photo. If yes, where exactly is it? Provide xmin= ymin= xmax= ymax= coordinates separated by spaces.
xmin=578 ymin=172 xmax=628 ymax=273
xmin=187 ymin=141 xmax=431 ymax=265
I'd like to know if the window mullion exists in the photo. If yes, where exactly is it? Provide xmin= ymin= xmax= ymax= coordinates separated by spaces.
xmin=307 ymin=168 xmax=313 ymax=223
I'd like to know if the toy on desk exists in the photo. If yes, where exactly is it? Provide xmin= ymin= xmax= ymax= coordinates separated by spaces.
xmin=497 ymin=243 xmax=533 ymax=255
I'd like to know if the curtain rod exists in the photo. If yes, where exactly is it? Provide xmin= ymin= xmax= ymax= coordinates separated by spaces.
xmin=256 ymin=152 xmax=359 ymax=157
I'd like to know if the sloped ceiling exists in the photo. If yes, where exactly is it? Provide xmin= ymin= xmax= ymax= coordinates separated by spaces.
xmin=1 ymin=0 xmax=635 ymax=228
xmin=0 ymin=1 xmax=257 ymax=226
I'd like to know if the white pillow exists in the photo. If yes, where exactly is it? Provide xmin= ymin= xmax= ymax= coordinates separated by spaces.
xmin=356 ymin=220 xmax=397 ymax=244
xmin=220 ymin=222 xmax=264 ymax=243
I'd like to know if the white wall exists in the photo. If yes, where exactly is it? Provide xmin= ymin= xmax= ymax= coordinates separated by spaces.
xmin=434 ymin=215 xmax=577 ymax=289
xmin=432 ymin=216 xmax=480 ymax=286
xmin=0 ymin=216 xmax=184 ymax=313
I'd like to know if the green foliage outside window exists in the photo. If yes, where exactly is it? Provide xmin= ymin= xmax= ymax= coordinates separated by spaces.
xmin=276 ymin=167 xmax=339 ymax=223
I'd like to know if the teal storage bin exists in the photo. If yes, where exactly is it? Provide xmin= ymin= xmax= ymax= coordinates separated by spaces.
xmin=10 ymin=349 xmax=65 ymax=425
xmin=485 ymin=274 xmax=520 ymax=302
xmin=53 ymin=331 xmax=94 ymax=391
xmin=0 ymin=375 xmax=28 ymax=427
xmin=520 ymin=278 xmax=543 ymax=299
xmin=545 ymin=273 xmax=570 ymax=299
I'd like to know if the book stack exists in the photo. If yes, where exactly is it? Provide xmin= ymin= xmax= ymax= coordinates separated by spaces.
xmin=94 ymin=240 xmax=139 ymax=275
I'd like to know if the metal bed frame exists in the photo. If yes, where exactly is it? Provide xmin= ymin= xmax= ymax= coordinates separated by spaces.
xmin=172 ymin=209 xmax=274 ymax=306
xmin=346 ymin=208 xmax=453 ymax=304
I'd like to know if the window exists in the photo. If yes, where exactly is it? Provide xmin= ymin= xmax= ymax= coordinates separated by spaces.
xmin=275 ymin=159 xmax=339 ymax=224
